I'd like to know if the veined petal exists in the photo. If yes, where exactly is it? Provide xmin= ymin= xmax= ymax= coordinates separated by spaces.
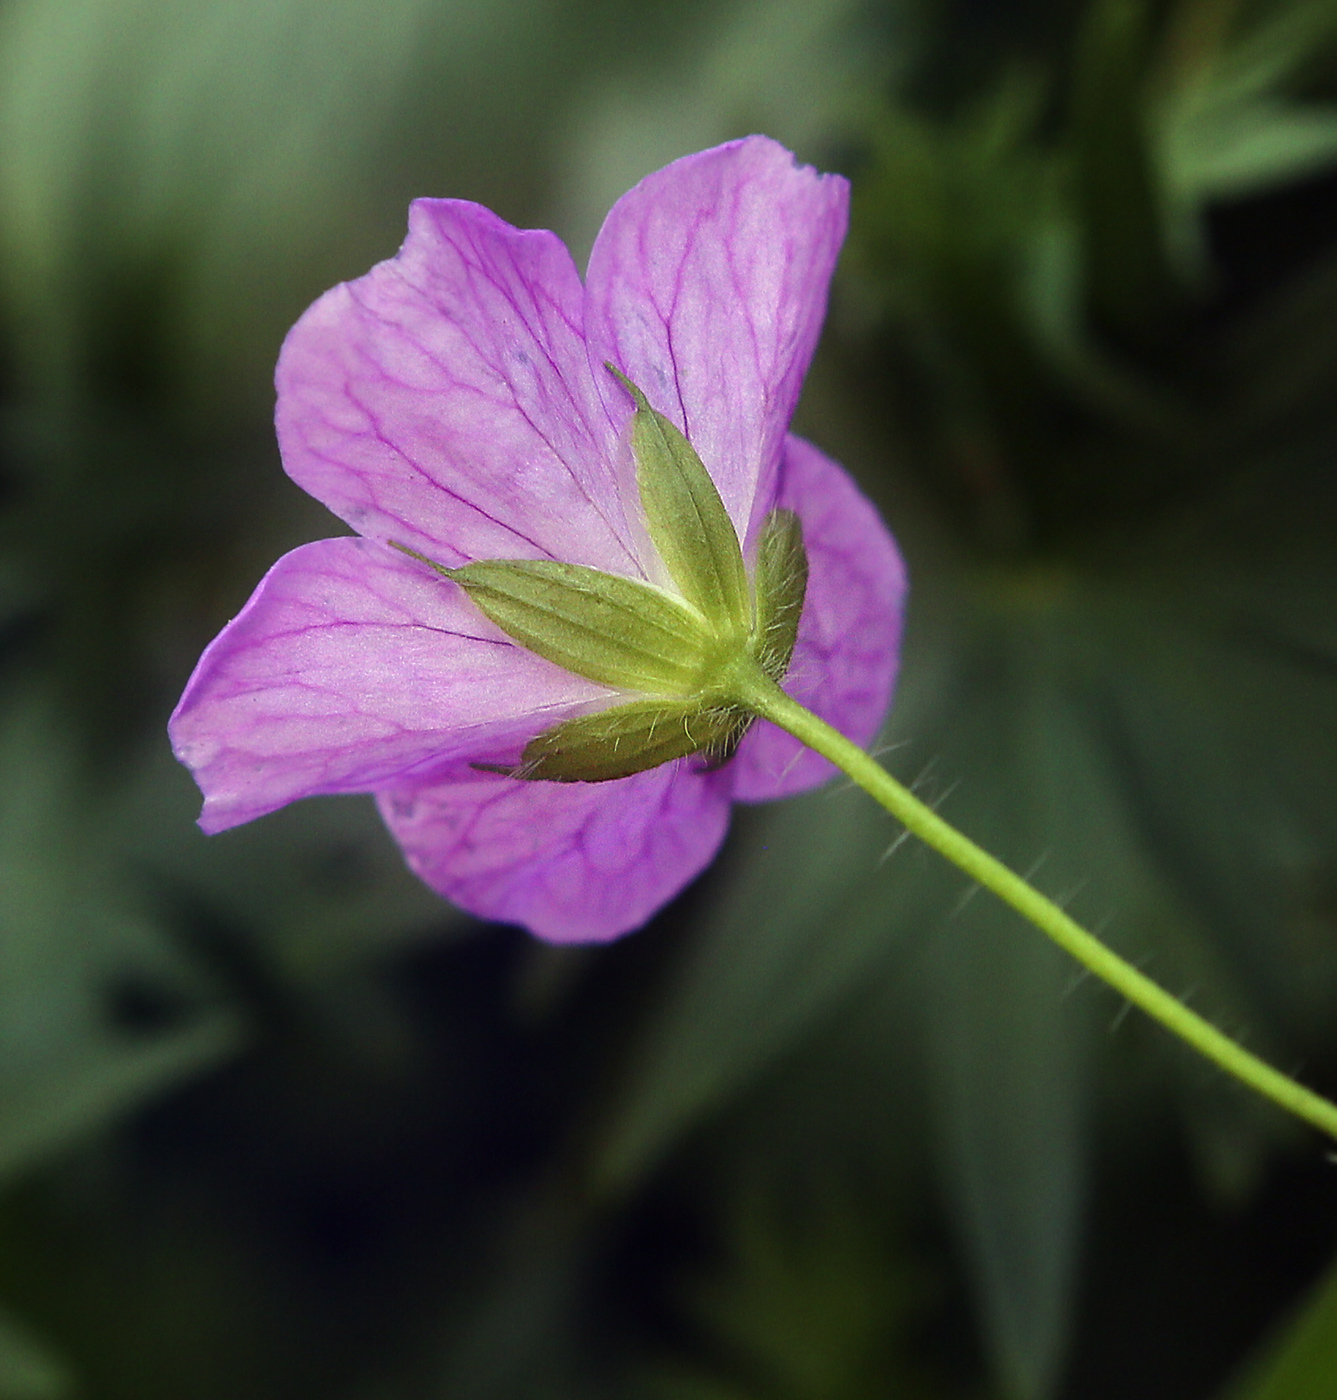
xmin=585 ymin=136 xmax=849 ymax=548
xmin=377 ymin=762 xmax=732 ymax=943
xmin=277 ymin=201 xmax=639 ymax=575
xmin=170 ymin=538 xmax=616 ymax=834
xmin=730 ymin=435 xmax=907 ymax=801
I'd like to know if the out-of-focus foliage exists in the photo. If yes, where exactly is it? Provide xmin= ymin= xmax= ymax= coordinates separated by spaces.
xmin=637 ymin=1188 xmax=941 ymax=1400
xmin=834 ymin=2 xmax=1337 ymax=1391
xmin=1223 ymin=1258 xmax=1337 ymax=1400
xmin=2 ymin=1 xmax=1337 ymax=1399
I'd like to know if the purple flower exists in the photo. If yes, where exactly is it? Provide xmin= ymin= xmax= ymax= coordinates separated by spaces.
xmin=170 ymin=136 xmax=906 ymax=943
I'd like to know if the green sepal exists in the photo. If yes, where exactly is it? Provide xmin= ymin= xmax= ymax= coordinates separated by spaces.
xmin=608 ymin=366 xmax=750 ymax=637
xmin=501 ymin=698 xmax=752 ymax=783
xmin=751 ymin=508 xmax=808 ymax=682
xmin=448 ymin=557 xmax=715 ymax=695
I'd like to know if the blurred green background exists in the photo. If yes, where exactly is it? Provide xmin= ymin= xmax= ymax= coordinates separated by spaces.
xmin=2 ymin=0 xmax=1337 ymax=1396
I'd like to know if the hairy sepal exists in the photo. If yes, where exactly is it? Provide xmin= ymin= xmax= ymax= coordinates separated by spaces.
xmin=494 ymin=512 xmax=808 ymax=785
xmin=498 ymin=698 xmax=752 ymax=783
xmin=609 ymin=366 xmax=750 ymax=637
xmin=448 ymin=558 xmax=715 ymax=694
xmin=752 ymin=509 xmax=808 ymax=682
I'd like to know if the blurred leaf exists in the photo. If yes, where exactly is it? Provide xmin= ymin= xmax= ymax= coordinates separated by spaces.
xmin=116 ymin=742 xmax=457 ymax=983
xmin=903 ymin=605 xmax=1101 ymax=1400
xmin=1018 ymin=215 xmax=1197 ymax=446
xmin=644 ymin=1373 xmax=755 ymax=1400
xmin=643 ymin=1187 xmax=936 ymax=1400
xmin=1162 ymin=97 xmax=1337 ymax=202
xmin=0 ymin=687 xmax=245 ymax=1181
xmin=423 ymin=1203 xmax=596 ymax=1400
xmin=586 ymin=775 xmax=924 ymax=1195
xmin=921 ymin=915 xmax=1089 ymax=1400
xmin=1154 ymin=0 xmax=1337 ymax=273
xmin=850 ymin=79 xmax=1063 ymax=549
xmin=846 ymin=449 xmax=1335 ymax=1395
xmin=1222 ymin=1257 xmax=1337 ymax=1400
xmin=0 ymin=1310 xmax=71 ymax=1400
xmin=1068 ymin=0 xmax=1186 ymax=344
xmin=0 ymin=0 xmax=537 ymax=392
xmin=1222 ymin=239 xmax=1337 ymax=433
xmin=557 ymin=0 xmax=872 ymax=262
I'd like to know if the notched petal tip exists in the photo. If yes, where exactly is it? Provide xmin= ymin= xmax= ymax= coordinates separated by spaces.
xmin=585 ymin=136 xmax=851 ymax=547
xmin=274 ymin=196 xmax=638 ymax=576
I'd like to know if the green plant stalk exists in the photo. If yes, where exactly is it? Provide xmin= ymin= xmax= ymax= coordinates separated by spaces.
xmin=730 ymin=664 xmax=1337 ymax=1144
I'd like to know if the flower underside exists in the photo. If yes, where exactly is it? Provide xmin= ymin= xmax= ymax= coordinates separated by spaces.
xmin=394 ymin=369 xmax=809 ymax=783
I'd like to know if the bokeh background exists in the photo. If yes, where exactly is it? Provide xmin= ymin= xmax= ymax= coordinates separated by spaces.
xmin=2 ymin=0 xmax=1337 ymax=1396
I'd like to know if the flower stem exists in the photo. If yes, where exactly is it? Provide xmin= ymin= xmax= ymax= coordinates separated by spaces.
xmin=732 ymin=667 xmax=1337 ymax=1144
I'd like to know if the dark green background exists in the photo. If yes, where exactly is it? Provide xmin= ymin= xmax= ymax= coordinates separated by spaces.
xmin=2 ymin=1 xmax=1337 ymax=1396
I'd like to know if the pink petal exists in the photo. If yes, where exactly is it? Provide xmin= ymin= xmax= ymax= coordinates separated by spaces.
xmin=170 ymin=537 xmax=615 ymax=834
xmin=730 ymin=435 xmax=907 ymax=802
xmin=584 ymin=136 xmax=849 ymax=548
xmin=276 ymin=201 xmax=641 ymax=575
xmin=377 ymin=762 xmax=732 ymax=943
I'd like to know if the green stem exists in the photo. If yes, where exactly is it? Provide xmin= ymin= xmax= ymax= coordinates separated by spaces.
xmin=732 ymin=666 xmax=1337 ymax=1144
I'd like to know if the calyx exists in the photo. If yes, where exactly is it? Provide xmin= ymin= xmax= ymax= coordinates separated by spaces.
xmin=397 ymin=369 xmax=808 ymax=782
